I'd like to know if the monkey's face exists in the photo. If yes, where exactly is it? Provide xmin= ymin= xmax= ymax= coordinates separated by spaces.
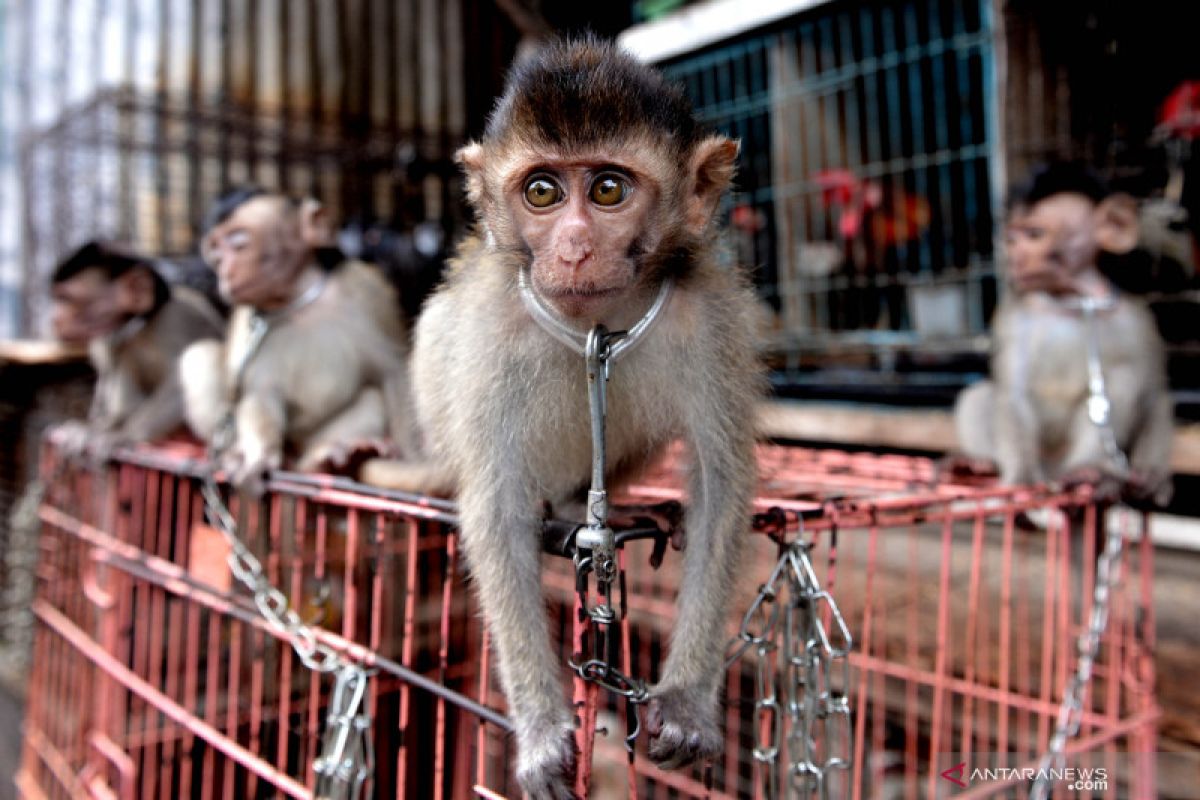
xmin=50 ymin=268 xmax=141 ymax=343
xmin=203 ymin=196 xmax=310 ymax=311
xmin=511 ymin=157 xmax=659 ymax=319
xmin=1006 ymin=193 xmax=1101 ymax=295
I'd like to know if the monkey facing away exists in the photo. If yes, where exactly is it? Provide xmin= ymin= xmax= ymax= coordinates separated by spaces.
xmin=49 ymin=240 xmax=225 ymax=457
xmin=955 ymin=163 xmax=1174 ymax=505
xmin=410 ymin=39 xmax=763 ymax=795
xmin=181 ymin=188 xmax=417 ymax=491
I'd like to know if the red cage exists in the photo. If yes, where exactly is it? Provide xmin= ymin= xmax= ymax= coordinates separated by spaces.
xmin=16 ymin=438 xmax=1158 ymax=798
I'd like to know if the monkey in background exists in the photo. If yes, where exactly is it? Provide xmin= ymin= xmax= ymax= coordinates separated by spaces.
xmin=407 ymin=39 xmax=763 ymax=795
xmin=49 ymin=240 xmax=225 ymax=457
xmin=180 ymin=187 xmax=418 ymax=492
xmin=954 ymin=163 xmax=1174 ymax=505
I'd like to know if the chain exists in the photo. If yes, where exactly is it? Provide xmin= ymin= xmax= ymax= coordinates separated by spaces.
xmin=1030 ymin=512 xmax=1126 ymax=799
xmin=727 ymin=525 xmax=854 ymax=798
xmin=200 ymin=471 xmax=374 ymax=798
xmin=568 ymin=325 xmax=650 ymax=764
xmin=201 ymin=290 xmax=373 ymax=799
xmin=1078 ymin=297 xmax=1130 ymax=476
xmin=1030 ymin=297 xmax=1130 ymax=799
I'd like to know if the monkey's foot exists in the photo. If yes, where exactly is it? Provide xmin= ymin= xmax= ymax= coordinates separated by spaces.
xmin=645 ymin=688 xmax=722 ymax=770
xmin=304 ymin=438 xmax=399 ymax=477
xmin=514 ymin=721 xmax=578 ymax=800
xmin=938 ymin=454 xmax=1000 ymax=481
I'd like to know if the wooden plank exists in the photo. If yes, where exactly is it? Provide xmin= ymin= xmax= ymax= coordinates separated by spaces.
xmin=0 ymin=339 xmax=88 ymax=365
xmin=757 ymin=399 xmax=1200 ymax=474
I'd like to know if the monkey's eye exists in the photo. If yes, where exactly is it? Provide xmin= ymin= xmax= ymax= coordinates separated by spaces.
xmin=524 ymin=176 xmax=563 ymax=209
xmin=590 ymin=174 xmax=630 ymax=207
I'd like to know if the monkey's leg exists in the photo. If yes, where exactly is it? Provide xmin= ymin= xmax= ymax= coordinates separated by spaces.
xmin=457 ymin=475 xmax=576 ymax=798
xmin=294 ymin=387 xmax=390 ymax=473
xmin=647 ymin=413 xmax=754 ymax=769
xmin=993 ymin=390 xmax=1042 ymax=486
xmin=1128 ymin=392 xmax=1175 ymax=506
xmin=954 ymin=380 xmax=996 ymax=460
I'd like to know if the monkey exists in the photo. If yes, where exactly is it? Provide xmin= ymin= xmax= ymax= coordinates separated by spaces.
xmin=954 ymin=163 xmax=1174 ymax=506
xmin=408 ymin=38 xmax=763 ymax=796
xmin=180 ymin=187 xmax=418 ymax=492
xmin=48 ymin=240 xmax=225 ymax=458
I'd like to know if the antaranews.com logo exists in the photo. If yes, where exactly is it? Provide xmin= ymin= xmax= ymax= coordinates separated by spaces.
xmin=940 ymin=762 xmax=1109 ymax=792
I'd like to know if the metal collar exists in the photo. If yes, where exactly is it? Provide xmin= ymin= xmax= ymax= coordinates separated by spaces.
xmin=517 ymin=267 xmax=674 ymax=364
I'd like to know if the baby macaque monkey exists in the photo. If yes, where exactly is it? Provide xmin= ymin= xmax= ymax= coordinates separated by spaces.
xmin=49 ymin=241 xmax=224 ymax=458
xmin=181 ymin=187 xmax=416 ymax=491
xmin=955 ymin=163 xmax=1174 ymax=504
xmin=411 ymin=39 xmax=762 ymax=795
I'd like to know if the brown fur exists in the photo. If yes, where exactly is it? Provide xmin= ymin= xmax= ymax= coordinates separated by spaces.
xmin=182 ymin=260 xmax=417 ymax=489
xmin=409 ymin=38 xmax=764 ymax=796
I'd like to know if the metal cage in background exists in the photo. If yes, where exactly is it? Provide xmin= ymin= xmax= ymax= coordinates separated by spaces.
xmin=17 ymin=439 xmax=1158 ymax=798
xmin=657 ymin=0 xmax=1000 ymax=367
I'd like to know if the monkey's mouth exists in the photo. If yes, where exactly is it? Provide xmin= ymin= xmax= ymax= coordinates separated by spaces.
xmin=536 ymin=285 xmax=621 ymax=317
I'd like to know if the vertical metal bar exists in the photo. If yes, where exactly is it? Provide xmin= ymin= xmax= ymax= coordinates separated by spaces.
xmin=996 ymin=506 xmax=1015 ymax=757
xmin=186 ymin=0 xmax=202 ymax=238
xmin=925 ymin=512 xmax=955 ymax=798
xmin=850 ymin=520 xmax=880 ymax=800
xmin=982 ymin=0 xmax=1007 ymax=300
xmin=902 ymin=523 xmax=919 ymax=800
xmin=397 ymin=517 xmax=420 ymax=791
xmin=1035 ymin=509 xmax=1061 ymax=753
xmin=434 ymin=529 xmax=458 ymax=800
xmin=274 ymin=496 xmax=304 ymax=777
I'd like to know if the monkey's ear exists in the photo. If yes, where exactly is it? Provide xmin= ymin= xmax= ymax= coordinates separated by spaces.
xmin=456 ymin=142 xmax=487 ymax=208
xmin=117 ymin=268 xmax=157 ymax=315
xmin=300 ymin=199 xmax=334 ymax=248
xmin=685 ymin=136 xmax=740 ymax=234
xmin=1095 ymin=193 xmax=1139 ymax=255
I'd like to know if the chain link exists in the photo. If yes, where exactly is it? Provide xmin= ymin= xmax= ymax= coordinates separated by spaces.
xmin=200 ymin=469 xmax=374 ymax=797
xmin=727 ymin=530 xmax=854 ymax=798
xmin=1030 ymin=515 xmax=1125 ymax=800
xmin=569 ymin=325 xmax=650 ymax=711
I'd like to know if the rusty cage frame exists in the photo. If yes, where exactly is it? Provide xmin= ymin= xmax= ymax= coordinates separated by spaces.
xmin=18 ymin=439 xmax=1158 ymax=798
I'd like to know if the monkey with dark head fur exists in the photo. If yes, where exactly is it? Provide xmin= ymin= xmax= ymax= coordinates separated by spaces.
xmin=954 ymin=163 xmax=1174 ymax=505
xmin=409 ymin=39 xmax=763 ymax=795
xmin=181 ymin=187 xmax=418 ymax=492
xmin=50 ymin=240 xmax=225 ymax=458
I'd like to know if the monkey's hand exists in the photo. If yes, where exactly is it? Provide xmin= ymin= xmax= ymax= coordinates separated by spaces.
xmin=645 ymin=686 xmax=723 ymax=770
xmin=514 ymin=720 xmax=578 ymax=800
xmin=221 ymin=446 xmax=282 ymax=496
xmin=1122 ymin=467 xmax=1174 ymax=508
xmin=86 ymin=430 xmax=131 ymax=465
xmin=1058 ymin=465 xmax=1125 ymax=506
xmin=51 ymin=420 xmax=93 ymax=462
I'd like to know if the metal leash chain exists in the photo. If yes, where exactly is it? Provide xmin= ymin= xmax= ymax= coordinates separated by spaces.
xmin=1078 ymin=297 xmax=1130 ymax=475
xmin=725 ymin=526 xmax=854 ymax=798
xmin=1031 ymin=297 xmax=1128 ymax=800
xmin=568 ymin=326 xmax=650 ymax=759
xmin=201 ymin=297 xmax=374 ymax=800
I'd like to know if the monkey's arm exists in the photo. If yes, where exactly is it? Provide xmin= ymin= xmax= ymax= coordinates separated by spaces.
xmin=226 ymin=390 xmax=287 ymax=491
xmin=454 ymin=449 xmax=576 ymax=793
xmin=1129 ymin=392 xmax=1175 ymax=505
xmin=381 ymin=365 xmax=419 ymax=457
xmin=179 ymin=339 xmax=229 ymax=440
xmin=648 ymin=350 xmax=758 ymax=767
xmin=112 ymin=366 xmax=187 ymax=444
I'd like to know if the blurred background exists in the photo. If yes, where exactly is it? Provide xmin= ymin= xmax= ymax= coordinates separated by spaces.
xmin=0 ymin=0 xmax=1198 ymax=792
